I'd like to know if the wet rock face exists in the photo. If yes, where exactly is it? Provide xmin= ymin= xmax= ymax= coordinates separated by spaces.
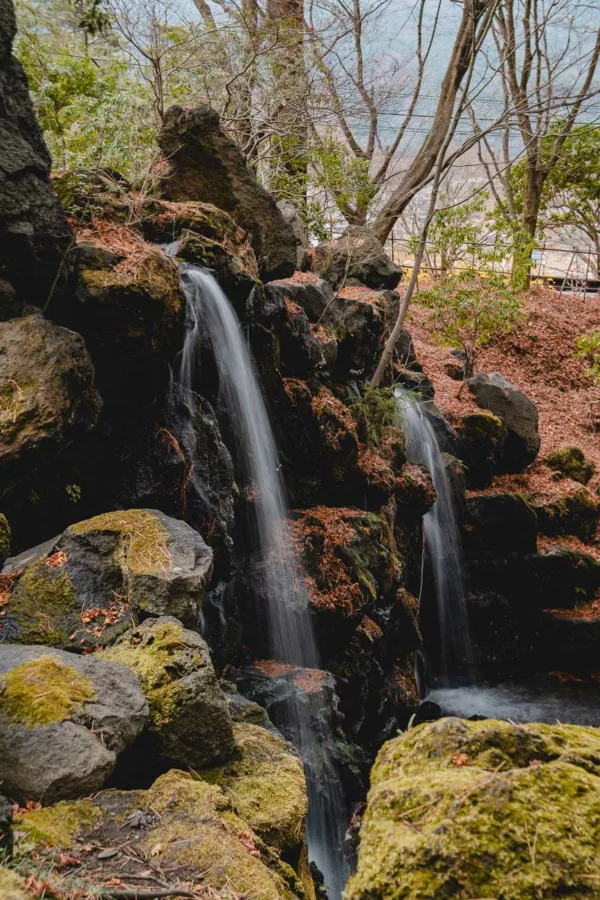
xmin=468 ymin=372 xmax=540 ymax=472
xmin=0 ymin=644 xmax=148 ymax=803
xmin=348 ymin=717 xmax=600 ymax=900
xmin=1 ymin=509 xmax=213 ymax=649
xmin=0 ymin=313 xmax=101 ymax=487
xmin=312 ymin=226 xmax=401 ymax=291
xmin=100 ymin=616 xmax=235 ymax=770
xmin=158 ymin=105 xmax=297 ymax=282
xmin=0 ymin=0 xmax=71 ymax=305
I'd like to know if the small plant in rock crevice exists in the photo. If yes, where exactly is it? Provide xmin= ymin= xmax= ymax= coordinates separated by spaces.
xmin=347 ymin=386 xmax=398 ymax=448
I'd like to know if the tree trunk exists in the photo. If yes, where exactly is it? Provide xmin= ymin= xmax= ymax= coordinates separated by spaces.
xmin=371 ymin=0 xmax=491 ymax=244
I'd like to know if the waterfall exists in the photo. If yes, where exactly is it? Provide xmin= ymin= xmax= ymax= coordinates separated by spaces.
xmin=395 ymin=389 xmax=472 ymax=680
xmin=173 ymin=265 xmax=349 ymax=898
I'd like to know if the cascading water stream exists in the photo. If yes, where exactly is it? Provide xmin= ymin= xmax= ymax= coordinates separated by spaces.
xmin=395 ymin=389 xmax=472 ymax=681
xmin=172 ymin=264 xmax=349 ymax=898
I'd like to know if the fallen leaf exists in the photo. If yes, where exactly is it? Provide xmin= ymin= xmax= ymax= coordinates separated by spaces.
xmin=452 ymin=752 xmax=470 ymax=767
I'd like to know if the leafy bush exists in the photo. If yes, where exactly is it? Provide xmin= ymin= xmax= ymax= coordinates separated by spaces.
xmin=574 ymin=330 xmax=600 ymax=383
xmin=417 ymin=271 xmax=523 ymax=392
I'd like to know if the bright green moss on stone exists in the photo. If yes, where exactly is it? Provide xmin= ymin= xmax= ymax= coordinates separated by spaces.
xmin=0 ymin=656 xmax=96 ymax=727
xmin=0 ymin=866 xmax=32 ymax=899
xmin=198 ymin=723 xmax=308 ymax=851
xmin=347 ymin=717 xmax=600 ymax=900
xmin=7 ymin=565 xmax=77 ymax=646
xmin=545 ymin=446 xmax=596 ymax=485
xmin=70 ymin=509 xmax=171 ymax=575
xmin=16 ymin=799 xmax=101 ymax=847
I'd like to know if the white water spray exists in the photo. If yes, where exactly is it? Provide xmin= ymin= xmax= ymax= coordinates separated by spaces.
xmin=395 ymin=390 xmax=472 ymax=679
xmin=174 ymin=265 xmax=349 ymax=898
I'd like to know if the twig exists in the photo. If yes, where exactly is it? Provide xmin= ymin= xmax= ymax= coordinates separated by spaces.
xmin=98 ymin=890 xmax=199 ymax=899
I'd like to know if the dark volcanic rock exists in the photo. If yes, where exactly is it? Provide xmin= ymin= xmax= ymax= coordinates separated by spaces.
xmin=0 ymin=643 xmax=148 ymax=803
xmin=0 ymin=793 xmax=12 ymax=854
xmin=0 ymin=313 xmax=101 ymax=488
xmin=312 ymin=226 xmax=401 ymax=290
xmin=464 ymin=493 xmax=538 ymax=558
xmin=468 ymin=372 xmax=540 ymax=472
xmin=0 ymin=0 xmax=71 ymax=304
xmin=158 ymin=105 xmax=297 ymax=282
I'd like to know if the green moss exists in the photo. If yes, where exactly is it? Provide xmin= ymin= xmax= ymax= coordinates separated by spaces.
xmin=16 ymin=799 xmax=101 ymax=847
xmin=70 ymin=510 xmax=171 ymax=575
xmin=8 ymin=563 xmax=77 ymax=646
xmin=0 ymin=656 xmax=96 ymax=727
xmin=459 ymin=411 xmax=506 ymax=487
xmin=347 ymin=718 xmax=600 ymax=900
xmin=531 ymin=488 xmax=600 ymax=542
xmin=0 ymin=866 xmax=32 ymax=899
xmin=545 ymin=445 xmax=596 ymax=485
xmin=197 ymin=723 xmax=307 ymax=851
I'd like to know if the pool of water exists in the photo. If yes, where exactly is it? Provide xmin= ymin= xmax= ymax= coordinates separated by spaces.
xmin=427 ymin=679 xmax=600 ymax=726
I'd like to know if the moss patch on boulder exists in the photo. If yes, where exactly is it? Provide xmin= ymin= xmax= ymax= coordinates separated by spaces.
xmin=198 ymin=723 xmax=307 ymax=851
xmin=545 ymin=446 xmax=595 ymax=485
xmin=5 ymin=562 xmax=78 ymax=647
xmin=528 ymin=486 xmax=600 ymax=542
xmin=347 ymin=717 xmax=600 ymax=900
xmin=458 ymin=410 xmax=506 ymax=488
xmin=1 ymin=656 xmax=95 ymax=727
xmin=99 ymin=616 xmax=235 ymax=767
xmin=0 ymin=866 xmax=33 ymax=899
xmin=0 ymin=513 xmax=10 ymax=565
xmin=70 ymin=509 xmax=171 ymax=575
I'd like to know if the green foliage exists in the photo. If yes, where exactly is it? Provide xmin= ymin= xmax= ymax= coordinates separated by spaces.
xmin=575 ymin=330 xmax=600 ymax=384
xmin=412 ymin=193 xmax=504 ymax=274
xmin=417 ymin=271 xmax=523 ymax=384
xmin=348 ymin=386 xmax=398 ymax=447
xmin=312 ymin=136 xmax=377 ymax=218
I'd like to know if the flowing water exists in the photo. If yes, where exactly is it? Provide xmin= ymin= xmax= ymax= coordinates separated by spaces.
xmin=172 ymin=265 xmax=349 ymax=898
xmin=395 ymin=390 xmax=472 ymax=679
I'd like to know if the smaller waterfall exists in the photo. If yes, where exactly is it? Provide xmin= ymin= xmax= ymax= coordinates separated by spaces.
xmin=172 ymin=265 xmax=349 ymax=899
xmin=395 ymin=390 xmax=472 ymax=679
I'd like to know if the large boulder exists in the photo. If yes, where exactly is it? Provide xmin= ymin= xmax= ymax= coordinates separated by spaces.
xmin=1 ymin=509 xmax=213 ymax=649
xmin=347 ymin=717 xmax=600 ymax=900
xmin=0 ymin=0 xmax=71 ymax=306
xmin=100 ymin=616 xmax=235 ymax=769
xmin=198 ymin=722 xmax=307 ymax=852
xmin=0 ymin=314 xmax=101 ymax=488
xmin=457 ymin=410 xmax=506 ymax=488
xmin=468 ymin=372 xmax=540 ymax=471
xmin=464 ymin=493 xmax=538 ymax=558
xmin=0 ymin=644 xmax=148 ymax=803
xmin=545 ymin=445 xmax=595 ymax=485
xmin=277 ymin=199 xmax=308 ymax=270
xmin=312 ymin=226 xmax=401 ymax=290
xmin=158 ymin=105 xmax=297 ymax=282
xmin=16 ymin=769 xmax=303 ymax=900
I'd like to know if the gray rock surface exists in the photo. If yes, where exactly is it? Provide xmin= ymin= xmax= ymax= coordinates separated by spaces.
xmin=277 ymin=199 xmax=308 ymax=269
xmin=312 ymin=226 xmax=401 ymax=290
xmin=0 ymin=0 xmax=71 ymax=305
xmin=0 ymin=644 xmax=148 ymax=802
xmin=2 ymin=509 xmax=214 ymax=649
xmin=468 ymin=372 xmax=540 ymax=471
xmin=158 ymin=105 xmax=297 ymax=282
xmin=0 ymin=793 xmax=12 ymax=854
xmin=100 ymin=616 xmax=235 ymax=768
xmin=0 ymin=313 xmax=101 ymax=486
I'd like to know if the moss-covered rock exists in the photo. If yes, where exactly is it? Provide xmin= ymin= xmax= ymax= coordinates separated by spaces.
xmin=0 ymin=644 xmax=148 ymax=802
xmin=457 ymin=410 xmax=506 ymax=488
xmin=100 ymin=616 xmax=235 ymax=768
xmin=527 ymin=486 xmax=600 ymax=542
xmin=17 ymin=770 xmax=302 ymax=900
xmin=141 ymin=198 xmax=260 ymax=306
xmin=198 ymin=723 xmax=307 ymax=852
xmin=347 ymin=717 xmax=600 ymax=900
xmin=545 ymin=445 xmax=596 ymax=485
xmin=0 ymin=314 xmax=101 ymax=489
xmin=2 ymin=509 xmax=213 ymax=649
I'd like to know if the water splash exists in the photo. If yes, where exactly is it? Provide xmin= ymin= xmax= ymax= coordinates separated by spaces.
xmin=395 ymin=390 xmax=472 ymax=679
xmin=173 ymin=265 xmax=349 ymax=898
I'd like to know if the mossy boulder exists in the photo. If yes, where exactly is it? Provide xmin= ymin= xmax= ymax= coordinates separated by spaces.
xmin=141 ymin=198 xmax=260 ymax=306
xmin=100 ymin=616 xmax=235 ymax=768
xmin=72 ymin=245 xmax=185 ymax=407
xmin=457 ymin=410 xmax=506 ymax=488
xmin=198 ymin=723 xmax=307 ymax=852
xmin=0 ymin=314 xmax=101 ymax=489
xmin=465 ymin=493 xmax=538 ymax=558
xmin=347 ymin=717 xmax=600 ymax=900
xmin=0 ymin=644 xmax=148 ymax=802
xmin=545 ymin=446 xmax=595 ymax=485
xmin=17 ymin=770 xmax=303 ymax=900
xmin=1 ymin=509 xmax=213 ymax=650
xmin=526 ymin=486 xmax=600 ymax=542
xmin=312 ymin=226 xmax=401 ymax=291
xmin=468 ymin=372 xmax=540 ymax=472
